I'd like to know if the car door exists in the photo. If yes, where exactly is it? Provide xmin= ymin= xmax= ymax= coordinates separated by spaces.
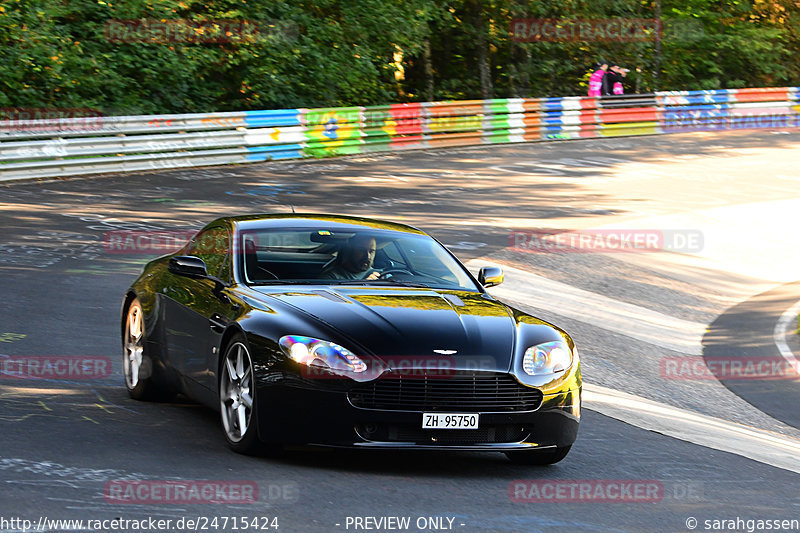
xmin=163 ymin=225 xmax=238 ymax=392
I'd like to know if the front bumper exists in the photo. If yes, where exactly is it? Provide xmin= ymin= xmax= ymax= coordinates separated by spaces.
xmin=255 ymin=377 xmax=580 ymax=450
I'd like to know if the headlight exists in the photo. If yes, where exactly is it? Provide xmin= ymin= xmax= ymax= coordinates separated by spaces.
xmin=522 ymin=340 xmax=574 ymax=376
xmin=279 ymin=335 xmax=367 ymax=373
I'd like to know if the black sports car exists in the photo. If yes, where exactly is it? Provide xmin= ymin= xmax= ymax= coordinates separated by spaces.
xmin=121 ymin=214 xmax=581 ymax=464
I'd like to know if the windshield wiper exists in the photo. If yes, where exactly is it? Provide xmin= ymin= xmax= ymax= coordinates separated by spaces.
xmin=334 ymin=279 xmax=433 ymax=288
xmin=384 ymin=280 xmax=434 ymax=288
xmin=248 ymin=280 xmax=322 ymax=286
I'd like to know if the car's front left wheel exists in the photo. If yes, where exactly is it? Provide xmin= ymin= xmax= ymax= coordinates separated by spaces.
xmin=219 ymin=334 xmax=261 ymax=454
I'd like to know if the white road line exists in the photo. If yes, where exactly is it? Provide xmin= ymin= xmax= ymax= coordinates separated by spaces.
xmin=774 ymin=299 xmax=800 ymax=372
xmin=468 ymin=259 xmax=706 ymax=355
xmin=474 ymin=259 xmax=800 ymax=472
xmin=584 ymin=383 xmax=800 ymax=474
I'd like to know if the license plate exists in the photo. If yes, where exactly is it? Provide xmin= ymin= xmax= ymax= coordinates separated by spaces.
xmin=422 ymin=413 xmax=479 ymax=429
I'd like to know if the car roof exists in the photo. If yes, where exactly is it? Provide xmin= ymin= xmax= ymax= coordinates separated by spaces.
xmin=205 ymin=214 xmax=428 ymax=236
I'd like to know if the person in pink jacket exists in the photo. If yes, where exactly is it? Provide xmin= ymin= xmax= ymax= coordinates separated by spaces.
xmin=588 ymin=61 xmax=608 ymax=97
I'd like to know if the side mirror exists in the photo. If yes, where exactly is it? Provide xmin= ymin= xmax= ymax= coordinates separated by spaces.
xmin=168 ymin=256 xmax=208 ymax=278
xmin=478 ymin=266 xmax=504 ymax=288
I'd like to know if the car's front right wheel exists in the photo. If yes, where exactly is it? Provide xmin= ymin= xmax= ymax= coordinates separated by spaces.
xmin=219 ymin=334 xmax=261 ymax=454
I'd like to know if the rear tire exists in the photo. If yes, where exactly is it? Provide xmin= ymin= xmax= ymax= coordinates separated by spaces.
xmin=219 ymin=334 xmax=261 ymax=454
xmin=123 ymin=298 xmax=171 ymax=401
xmin=505 ymin=445 xmax=572 ymax=465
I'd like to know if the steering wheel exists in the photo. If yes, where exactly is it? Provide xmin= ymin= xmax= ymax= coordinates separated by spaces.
xmin=379 ymin=269 xmax=413 ymax=279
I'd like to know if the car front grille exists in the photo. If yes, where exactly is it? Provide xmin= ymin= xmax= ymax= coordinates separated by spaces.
xmin=355 ymin=423 xmax=530 ymax=444
xmin=347 ymin=372 xmax=543 ymax=412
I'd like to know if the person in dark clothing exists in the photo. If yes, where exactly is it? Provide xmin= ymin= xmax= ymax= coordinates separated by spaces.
xmin=601 ymin=63 xmax=623 ymax=96
xmin=321 ymin=235 xmax=380 ymax=280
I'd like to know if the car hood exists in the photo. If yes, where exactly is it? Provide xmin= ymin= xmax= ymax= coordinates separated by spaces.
xmin=252 ymin=286 xmax=516 ymax=371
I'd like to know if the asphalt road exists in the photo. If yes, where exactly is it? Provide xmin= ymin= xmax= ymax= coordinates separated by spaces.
xmin=2 ymin=130 xmax=800 ymax=533
xmin=703 ymin=280 xmax=800 ymax=429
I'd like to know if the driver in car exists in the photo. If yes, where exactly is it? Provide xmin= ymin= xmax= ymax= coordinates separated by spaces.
xmin=321 ymin=235 xmax=381 ymax=280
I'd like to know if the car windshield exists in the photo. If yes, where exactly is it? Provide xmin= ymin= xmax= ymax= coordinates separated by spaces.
xmin=239 ymin=227 xmax=479 ymax=292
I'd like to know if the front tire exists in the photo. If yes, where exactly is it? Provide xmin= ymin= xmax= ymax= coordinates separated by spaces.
xmin=219 ymin=334 xmax=261 ymax=454
xmin=505 ymin=445 xmax=572 ymax=465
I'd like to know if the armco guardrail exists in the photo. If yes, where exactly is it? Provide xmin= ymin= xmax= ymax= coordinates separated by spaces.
xmin=1 ymin=87 xmax=798 ymax=181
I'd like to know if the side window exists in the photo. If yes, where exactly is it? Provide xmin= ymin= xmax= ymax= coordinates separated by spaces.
xmin=216 ymin=241 xmax=232 ymax=282
xmin=186 ymin=227 xmax=230 ymax=281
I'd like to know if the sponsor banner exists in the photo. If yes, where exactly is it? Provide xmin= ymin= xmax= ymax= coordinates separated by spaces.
xmin=389 ymin=103 xmax=424 ymax=134
xmin=244 ymin=109 xmax=302 ymax=128
xmin=304 ymin=108 xmax=364 ymax=157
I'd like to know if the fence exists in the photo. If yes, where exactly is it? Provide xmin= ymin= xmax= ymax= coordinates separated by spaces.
xmin=1 ymin=87 xmax=798 ymax=181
